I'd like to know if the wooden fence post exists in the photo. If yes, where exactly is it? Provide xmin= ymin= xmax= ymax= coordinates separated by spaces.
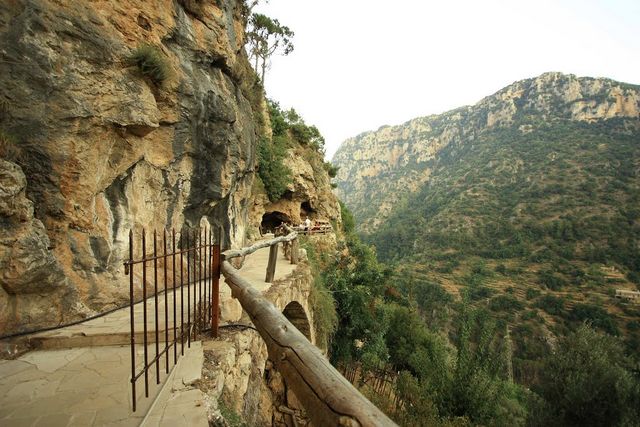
xmin=265 ymin=243 xmax=278 ymax=283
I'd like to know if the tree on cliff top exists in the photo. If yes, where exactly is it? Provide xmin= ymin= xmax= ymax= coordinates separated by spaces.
xmin=246 ymin=13 xmax=294 ymax=84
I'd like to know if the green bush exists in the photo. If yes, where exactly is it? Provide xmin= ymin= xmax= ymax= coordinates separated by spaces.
xmin=536 ymin=294 xmax=565 ymax=315
xmin=537 ymin=324 xmax=639 ymax=426
xmin=569 ymin=303 xmax=619 ymax=335
xmin=309 ymin=275 xmax=337 ymax=351
xmin=128 ymin=44 xmax=171 ymax=86
xmin=489 ymin=294 xmax=524 ymax=312
xmin=268 ymin=100 xmax=288 ymax=137
xmin=627 ymin=320 xmax=640 ymax=332
xmin=465 ymin=286 xmax=493 ymax=301
xmin=257 ymin=136 xmax=292 ymax=201
xmin=0 ymin=98 xmax=9 ymax=119
xmin=525 ymin=288 xmax=541 ymax=300
xmin=268 ymin=100 xmax=325 ymax=153
xmin=538 ymin=269 xmax=568 ymax=290
xmin=218 ymin=402 xmax=248 ymax=427
xmin=521 ymin=309 xmax=540 ymax=321
xmin=323 ymin=162 xmax=339 ymax=178
xmin=298 ymin=237 xmax=337 ymax=350
xmin=339 ymin=201 xmax=355 ymax=234
xmin=627 ymin=270 xmax=640 ymax=285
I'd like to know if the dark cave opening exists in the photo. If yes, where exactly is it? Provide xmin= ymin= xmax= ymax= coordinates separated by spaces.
xmin=300 ymin=201 xmax=315 ymax=219
xmin=261 ymin=211 xmax=291 ymax=233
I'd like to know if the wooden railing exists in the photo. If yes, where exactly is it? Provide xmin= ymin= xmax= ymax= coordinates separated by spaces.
xmin=222 ymin=229 xmax=396 ymax=426
xmin=291 ymin=224 xmax=333 ymax=235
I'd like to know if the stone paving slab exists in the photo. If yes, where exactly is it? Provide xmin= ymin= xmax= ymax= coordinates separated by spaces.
xmin=0 ymin=239 xmax=297 ymax=426
xmin=234 ymin=243 xmax=297 ymax=293
xmin=141 ymin=342 xmax=207 ymax=426
xmin=0 ymin=345 xmax=165 ymax=426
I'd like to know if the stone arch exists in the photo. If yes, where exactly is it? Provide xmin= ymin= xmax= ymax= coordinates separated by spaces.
xmin=282 ymin=301 xmax=312 ymax=341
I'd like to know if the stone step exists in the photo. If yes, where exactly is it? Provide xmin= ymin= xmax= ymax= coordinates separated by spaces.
xmin=26 ymin=326 xmax=195 ymax=351
xmin=141 ymin=341 xmax=208 ymax=426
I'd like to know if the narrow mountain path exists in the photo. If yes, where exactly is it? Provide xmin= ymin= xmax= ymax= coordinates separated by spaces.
xmin=0 ymin=238 xmax=294 ymax=426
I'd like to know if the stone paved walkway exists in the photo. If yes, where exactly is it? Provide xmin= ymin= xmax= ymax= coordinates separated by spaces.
xmin=223 ymin=240 xmax=297 ymax=295
xmin=0 ymin=239 xmax=296 ymax=426
xmin=21 ymin=240 xmax=294 ymax=351
xmin=0 ymin=345 xmax=162 ymax=426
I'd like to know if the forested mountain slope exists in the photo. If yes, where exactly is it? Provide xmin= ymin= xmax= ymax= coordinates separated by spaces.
xmin=333 ymin=72 xmax=640 ymax=232
xmin=332 ymin=72 xmax=640 ymax=365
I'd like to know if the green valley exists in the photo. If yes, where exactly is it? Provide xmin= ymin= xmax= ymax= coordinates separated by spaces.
xmin=330 ymin=72 xmax=640 ymax=425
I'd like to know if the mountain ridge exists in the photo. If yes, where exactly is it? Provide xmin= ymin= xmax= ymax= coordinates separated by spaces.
xmin=332 ymin=71 xmax=640 ymax=361
xmin=332 ymin=72 xmax=640 ymax=233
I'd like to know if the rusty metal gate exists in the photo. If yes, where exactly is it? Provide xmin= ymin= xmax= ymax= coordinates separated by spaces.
xmin=124 ymin=227 xmax=220 ymax=411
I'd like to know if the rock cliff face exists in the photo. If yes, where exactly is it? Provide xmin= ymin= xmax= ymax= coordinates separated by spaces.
xmin=0 ymin=0 xmax=341 ymax=340
xmin=0 ymin=0 xmax=263 ymax=336
xmin=332 ymin=72 xmax=640 ymax=232
xmin=0 ymin=159 xmax=70 ymax=332
xmin=249 ymin=145 xmax=341 ymax=235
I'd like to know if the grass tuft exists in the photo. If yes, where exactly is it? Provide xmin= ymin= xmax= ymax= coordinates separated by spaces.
xmin=127 ymin=44 xmax=171 ymax=87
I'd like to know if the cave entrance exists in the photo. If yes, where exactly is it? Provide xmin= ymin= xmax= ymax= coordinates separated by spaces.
xmin=300 ymin=201 xmax=316 ymax=219
xmin=261 ymin=211 xmax=291 ymax=234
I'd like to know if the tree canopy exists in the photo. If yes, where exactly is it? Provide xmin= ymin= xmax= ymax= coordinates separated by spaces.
xmin=246 ymin=13 xmax=294 ymax=84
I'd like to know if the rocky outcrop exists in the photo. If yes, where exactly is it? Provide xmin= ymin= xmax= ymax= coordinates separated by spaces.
xmin=249 ymin=145 xmax=341 ymax=238
xmin=332 ymin=72 xmax=640 ymax=232
xmin=0 ymin=0 xmax=262 ymax=335
xmin=0 ymin=159 xmax=82 ymax=333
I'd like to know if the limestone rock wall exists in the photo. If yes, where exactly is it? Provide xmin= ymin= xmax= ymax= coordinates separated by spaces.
xmin=248 ymin=144 xmax=342 ymax=240
xmin=0 ymin=159 xmax=74 ymax=333
xmin=0 ymin=0 xmax=262 ymax=335
xmin=332 ymin=72 xmax=640 ymax=233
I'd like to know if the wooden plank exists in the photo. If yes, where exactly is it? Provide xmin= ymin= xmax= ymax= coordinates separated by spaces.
xmin=265 ymin=244 xmax=278 ymax=283
xmin=221 ymin=261 xmax=397 ymax=427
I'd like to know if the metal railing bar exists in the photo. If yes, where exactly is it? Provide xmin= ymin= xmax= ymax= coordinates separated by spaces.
xmin=180 ymin=232 xmax=185 ymax=356
xmin=163 ymin=230 xmax=169 ymax=375
xmin=128 ymin=226 xmax=223 ymax=412
xmin=129 ymin=230 xmax=137 ymax=412
xmin=142 ymin=229 xmax=149 ymax=398
xmin=211 ymin=230 xmax=214 ymax=327
xmin=124 ymin=243 xmax=214 ymax=267
xmin=203 ymin=228 xmax=208 ymax=328
xmin=153 ymin=231 xmax=160 ymax=385
xmin=192 ymin=228 xmax=197 ymax=341
xmin=186 ymin=231 xmax=191 ymax=348
xmin=197 ymin=228 xmax=202 ymax=340
xmin=172 ymin=229 xmax=177 ymax=366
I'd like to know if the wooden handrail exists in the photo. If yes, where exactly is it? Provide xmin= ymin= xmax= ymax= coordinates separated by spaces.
xmin=221 ymin=259 xmax=396 ymax=426
xmin=222 ymin=231 xmax=297 ymax=260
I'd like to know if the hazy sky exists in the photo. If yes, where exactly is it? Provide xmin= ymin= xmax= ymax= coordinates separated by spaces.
xmin=253 ymin=0 xmax=640 ymax=159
